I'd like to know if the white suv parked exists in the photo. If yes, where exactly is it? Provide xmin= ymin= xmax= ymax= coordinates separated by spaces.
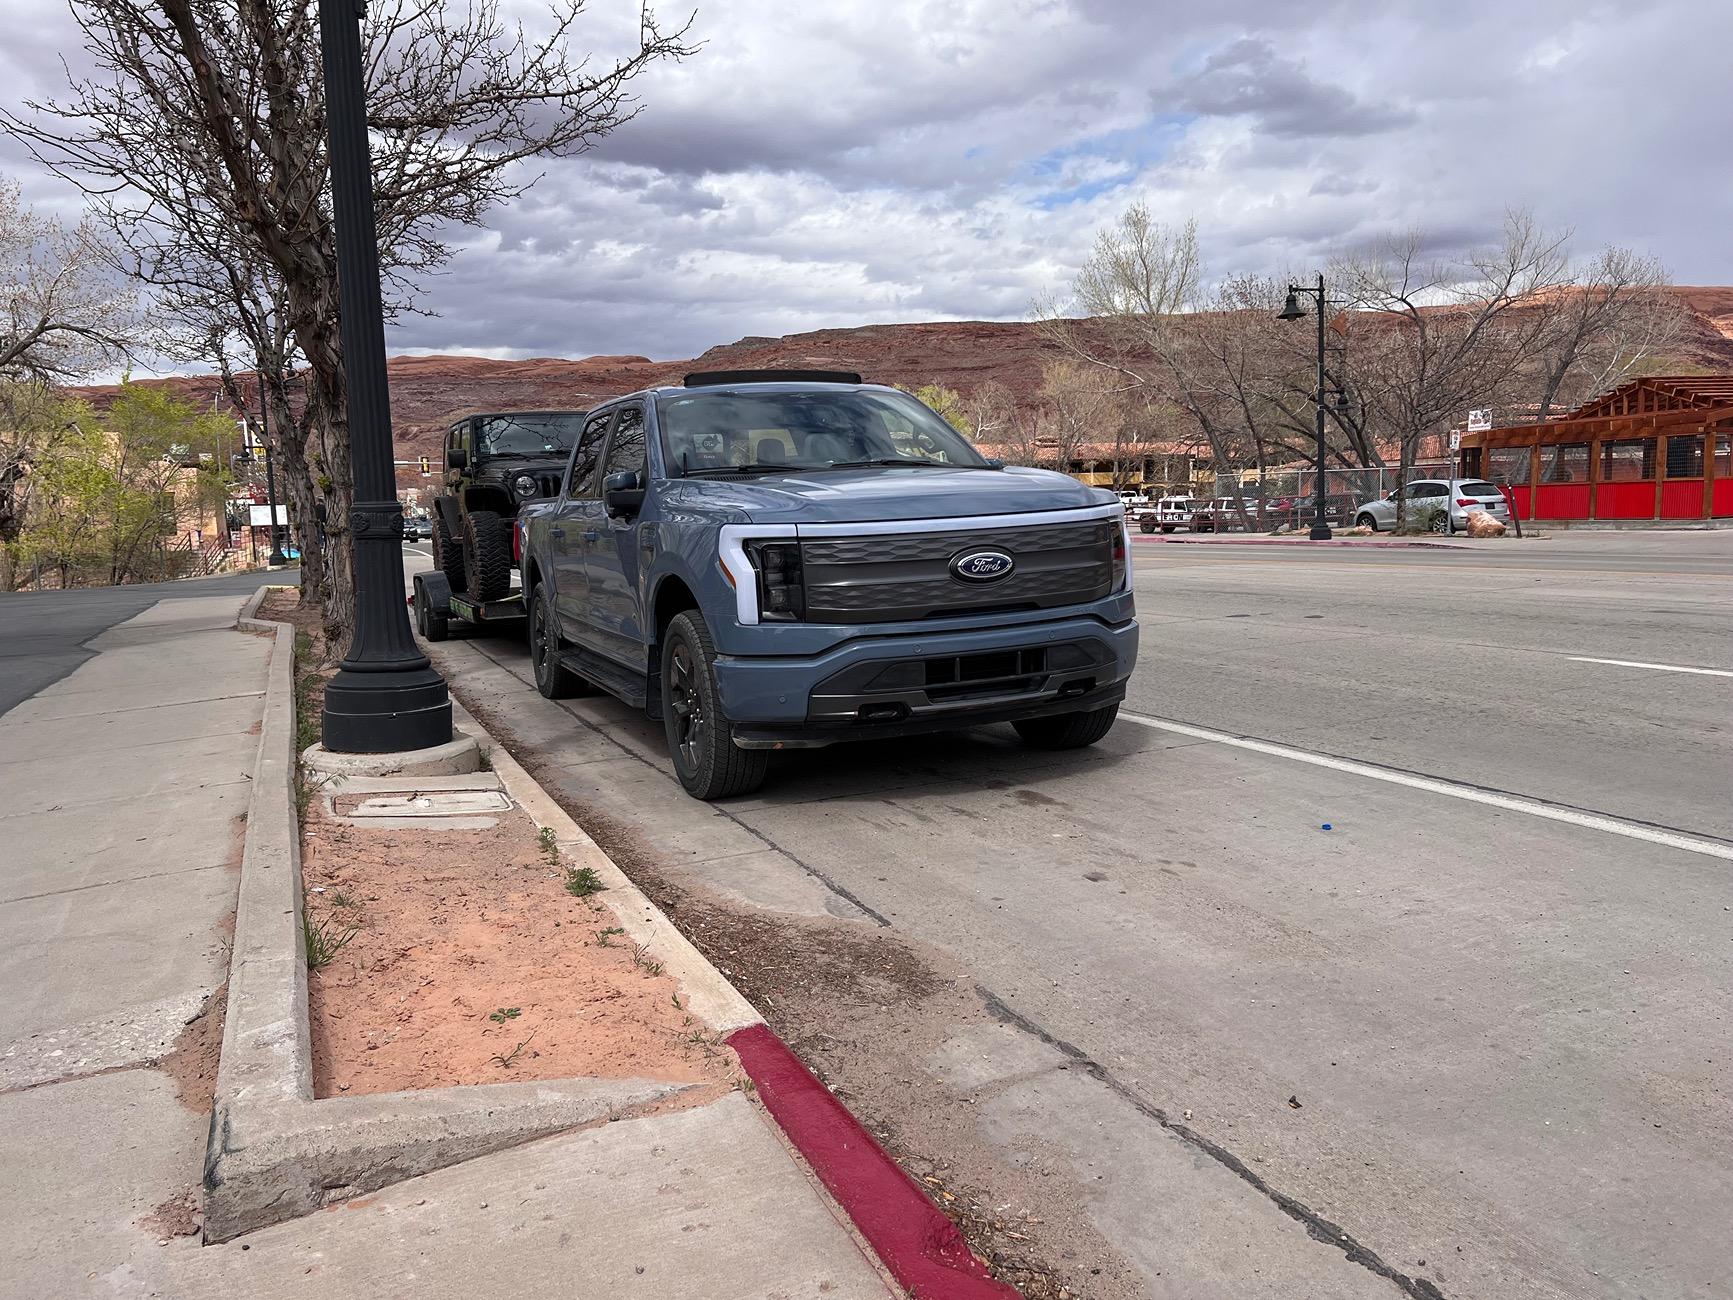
xmin=1135 ymin=496 xmax=1202 ymax=534
xmin=1354 ymin=479 xmax=1511 ymax=534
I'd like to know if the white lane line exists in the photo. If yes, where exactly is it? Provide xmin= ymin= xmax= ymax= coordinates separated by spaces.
xmin=1567 ymin=656 xmax=1733 ymax=679
xmin=1119 ymin=710 xmax=1733 ymax=862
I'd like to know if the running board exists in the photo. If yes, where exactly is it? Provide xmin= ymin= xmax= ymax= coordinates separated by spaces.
xmin=556 ymin=647 xmax=649 ymax=711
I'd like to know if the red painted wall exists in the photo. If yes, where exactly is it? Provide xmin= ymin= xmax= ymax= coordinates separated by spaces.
xmin=1714 ymin=479 xmax=1733 ymax=517
xmin=1596 ymin=482 xmax=1655 ymax=520
xmin=1660 ymin=479 xmax=1705 ymax=519
xmin=1534 ymin=484 xmax=1591 ymax=519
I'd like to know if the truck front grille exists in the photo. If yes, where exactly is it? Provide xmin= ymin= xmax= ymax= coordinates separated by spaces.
xmin=800 ymin=519 xmax=1115 ymax=624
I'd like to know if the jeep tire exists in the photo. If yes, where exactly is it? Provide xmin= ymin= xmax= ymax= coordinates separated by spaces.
xmin=433 ymin=510 xmax=466 ymax=590
xmin=1013 ymin=703 xmax=1119 ymax=750
xmin=661 ymin=610 xmax=769 ymax=800
xmin=463 ymin=508 xmax=513 ymax=602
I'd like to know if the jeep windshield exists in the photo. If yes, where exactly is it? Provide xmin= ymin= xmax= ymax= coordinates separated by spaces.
xmin=475 ymin=413 xmax=581 ymax=456
xmin=656 ymin=389 xmax=988 ymax=476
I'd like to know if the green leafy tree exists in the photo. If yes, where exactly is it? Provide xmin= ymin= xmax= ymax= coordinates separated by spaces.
xmin=899 ymin=383 xmax=972 ymax=434
xmin=14 ymin=380 xmax=235 ymax=586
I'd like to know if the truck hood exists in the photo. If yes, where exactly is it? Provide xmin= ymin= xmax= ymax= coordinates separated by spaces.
xmin=677 ymin=465 xmax=1114 ymax=524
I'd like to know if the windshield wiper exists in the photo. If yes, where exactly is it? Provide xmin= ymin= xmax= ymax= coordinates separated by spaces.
xmin=824 ymin=458 xmax=956 ymax=469
xmin=682 ymin=463 xmax=793 ymax=477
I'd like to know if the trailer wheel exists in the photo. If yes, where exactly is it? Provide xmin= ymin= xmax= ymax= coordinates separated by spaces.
xmin=433 ymin=511 xmax=466 ymax=590
xmin=464 ymin=508 xmax=513 ymax=602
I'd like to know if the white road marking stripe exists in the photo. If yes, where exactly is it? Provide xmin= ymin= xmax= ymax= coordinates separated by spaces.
xmin=1567 ymin=656 xmax=1733 ymax=679
xmin=1118 ymin=710 xmax=1733 ymax=862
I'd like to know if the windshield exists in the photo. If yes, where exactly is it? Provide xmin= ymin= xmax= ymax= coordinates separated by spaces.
xmin=655 ymin=388 xmax=987 ymax=475
xmin=475 ymin=413 xmax=582 ymax=456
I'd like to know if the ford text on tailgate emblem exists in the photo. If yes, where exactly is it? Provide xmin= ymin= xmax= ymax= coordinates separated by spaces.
xmin=950 ymin=548 xmax=1015 ymax=582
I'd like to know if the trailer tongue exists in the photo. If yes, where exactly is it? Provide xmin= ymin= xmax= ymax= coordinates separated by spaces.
xmin=412 ymin=569 xmax=526 ymax=642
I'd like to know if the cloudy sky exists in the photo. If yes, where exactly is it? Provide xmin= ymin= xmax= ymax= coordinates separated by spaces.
xmin=4 ymin=0 xmax=1731 ymax=371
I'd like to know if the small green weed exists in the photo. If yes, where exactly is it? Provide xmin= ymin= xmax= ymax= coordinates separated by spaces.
xmin=538 ymin=826 xmax=559 ymax=867
xmin=329 ymin=890 xmax=357 ymax=909
xmin=564 ymin=865 xmax=604 ymax=897
xmin=489 ymin=1007 xmax=522 ymax=1024
xmin=490 ymin=1030 xmax=536 ymax=1069
xmin=631 ymin=941 xmax=663 ymax=977
xmin=596 ymin=926 xmax=626 ymax=948
xmin=302 ymin=911 xmax=359 ymax=971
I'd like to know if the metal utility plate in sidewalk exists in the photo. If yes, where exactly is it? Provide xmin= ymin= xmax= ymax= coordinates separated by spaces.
xmin=321 ymin=772 xmax=515 ymax=829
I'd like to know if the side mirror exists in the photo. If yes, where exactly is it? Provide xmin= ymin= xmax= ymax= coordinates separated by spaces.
xmin=603 ymin=469 xmax=646 ymax=518
xmin=984 ymin=457 xmax=1004 ymax=469
xmin=446 ymin=448 xmax=467 ymax=471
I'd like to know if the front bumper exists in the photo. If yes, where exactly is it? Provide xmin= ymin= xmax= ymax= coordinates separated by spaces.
xmin=713 ymin=613 xmax=1139 ymax=749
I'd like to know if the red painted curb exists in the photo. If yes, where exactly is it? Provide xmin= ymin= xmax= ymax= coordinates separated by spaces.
xmin=727 ymin=1023 xmax=1020 ymax=1300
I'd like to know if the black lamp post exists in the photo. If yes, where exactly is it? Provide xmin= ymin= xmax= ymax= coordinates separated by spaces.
xmin=316 ymin=0 xmax=451 ymax=753
xmin=1277 ymin=273 xmax=1333 ymax=541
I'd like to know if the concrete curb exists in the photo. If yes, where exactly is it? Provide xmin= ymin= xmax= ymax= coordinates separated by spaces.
xmin=203 ymin=592 xmax=696 ymax=1242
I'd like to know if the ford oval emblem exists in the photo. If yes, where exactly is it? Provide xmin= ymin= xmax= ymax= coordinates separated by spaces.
xmin=951 ymin=548 xmax=1015 ymax=583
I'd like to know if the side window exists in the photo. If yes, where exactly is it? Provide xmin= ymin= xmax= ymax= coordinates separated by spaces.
xmin=566 ymin=411 xmax=614 ymax=498
xmin=603 ymin=406 xmax=647 ymax=480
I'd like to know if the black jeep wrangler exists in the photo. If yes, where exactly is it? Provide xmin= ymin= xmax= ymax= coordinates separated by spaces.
xmin=433 ymin=410 xmax=584 ymax=601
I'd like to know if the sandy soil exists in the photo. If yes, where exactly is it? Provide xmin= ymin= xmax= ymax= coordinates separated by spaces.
xmin=301 ymin=802 xmax=737 ymax=1098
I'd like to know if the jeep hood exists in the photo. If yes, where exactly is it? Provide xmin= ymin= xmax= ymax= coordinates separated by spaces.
xmin=680 ymin=465 xmax=1113 ymax=524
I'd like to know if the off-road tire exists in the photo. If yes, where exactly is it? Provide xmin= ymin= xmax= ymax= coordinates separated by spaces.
xmin=528 ymin=584 xmax=584 ymax=698
xmin=433 ymin=510 xmax=466 ymax=590
xmin=1139 ymin=517 xmax=1156 ymax=534
xmin=464 ymin=508 xmax=513 ymax=602
xmin=1013 ymin=703 xmax=1119 ymax=750
xmin=661 ymin=611 xmax=769 ymax=800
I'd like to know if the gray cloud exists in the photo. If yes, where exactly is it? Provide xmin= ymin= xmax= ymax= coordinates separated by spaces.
xmin=1172 ymin=37 xmax=1416 ymax=138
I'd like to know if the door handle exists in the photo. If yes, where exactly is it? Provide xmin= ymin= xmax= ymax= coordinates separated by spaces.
xmin=583 ymin=530 xmax=600 ymax=541
xmin=550 ymin=527 xmax=565 ymax=539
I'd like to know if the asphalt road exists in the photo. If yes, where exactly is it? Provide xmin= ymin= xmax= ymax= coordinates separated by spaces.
xmin=425 ymin=533 xmax=1730 ymax=1300
xmin=0 ymin=569 xmax=297 ymax=719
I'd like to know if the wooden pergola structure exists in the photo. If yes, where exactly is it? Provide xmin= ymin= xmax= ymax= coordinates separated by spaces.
xmin=1459 ymin=377 xmax=1733 ymax=522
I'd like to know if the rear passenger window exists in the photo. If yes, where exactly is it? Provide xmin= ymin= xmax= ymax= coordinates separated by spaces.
xmin=566 ymin=412 xmax=613 ymax=498
xmin=603 ymin=406 xmax=647 ymax=480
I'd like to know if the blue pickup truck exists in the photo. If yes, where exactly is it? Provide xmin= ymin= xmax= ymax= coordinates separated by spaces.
xmin=516 ymin=370 xmax=1138 ymax=799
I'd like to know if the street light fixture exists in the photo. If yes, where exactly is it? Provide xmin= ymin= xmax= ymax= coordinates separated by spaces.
xmin=315 ymin=0 xmax=452 ymax=753
xmin=1276 ymin=273 xmax=1333 ymax=541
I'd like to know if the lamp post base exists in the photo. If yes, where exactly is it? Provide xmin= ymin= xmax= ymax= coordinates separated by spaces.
xmin=1309 ymin=523 xmax=1334 ymax=541
xmin=320 ymin=664 xmax=453 ymax=753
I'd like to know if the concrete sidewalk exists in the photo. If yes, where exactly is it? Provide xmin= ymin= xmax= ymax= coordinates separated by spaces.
xmin=0 ymin=586 xmax=897 ymax=1298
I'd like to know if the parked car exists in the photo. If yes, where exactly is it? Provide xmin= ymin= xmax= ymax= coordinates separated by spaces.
xmin=517 ymin=370 xmax=1139 ymax=800
xmin=1354 ymin=479 xmax=1511 ymax=534
xmin=1189 ymin=497 xmax=1246 ymax=532
xmin=1135 ymin=495 xmax=1200 ymax=534
xmin=404 ymin=516 xmax=432 ymax=541
xmin=434 ymin=410 xmax=585 ymax=602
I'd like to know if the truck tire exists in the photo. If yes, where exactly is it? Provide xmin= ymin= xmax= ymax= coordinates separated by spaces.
xmin=464 ymin=508 xmax=512 ymax=602
xmin=527 ymin=584 xmax=585 ymax=698
xmin=433 ymin=511 xmax=466 ymax=590
xmin=661 ymin=610 xmax=769 ymax=800
xmin=1013 ymin=703 xmax=1119 ymax=750
xmin=1138 ymin=517 xmax=1156 ymax=534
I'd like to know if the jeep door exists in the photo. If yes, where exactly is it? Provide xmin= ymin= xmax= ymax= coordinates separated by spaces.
xmin=549 ymin=409 xmax=613 ymax=638
xmin=579 ymin=403 xmax=649 ymax=669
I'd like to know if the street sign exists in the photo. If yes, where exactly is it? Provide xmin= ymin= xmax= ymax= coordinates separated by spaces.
xmin=249 ymin=505 xmax=289 ymax=526
xmin=1467 ymin=408 xmax=1492 ymax=432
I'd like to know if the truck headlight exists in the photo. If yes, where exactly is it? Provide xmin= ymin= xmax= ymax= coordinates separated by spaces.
xmin=746 ymin=541 xmax=805 ymax=621
xmin=1111 ymin=520 xmax=1127 ymax=590
xmin=511 ymin=473 xmax=539 ymax=499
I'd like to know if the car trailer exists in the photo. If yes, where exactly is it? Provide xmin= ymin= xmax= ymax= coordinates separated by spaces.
xmin=411 ymin=569 xmax=526 ymax=642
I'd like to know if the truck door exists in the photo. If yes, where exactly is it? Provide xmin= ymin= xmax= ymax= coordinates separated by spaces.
xmin=580 ymin=403 xmax=649 ymax=669
xmin=550 ymin=409 xmax=613 ymax=639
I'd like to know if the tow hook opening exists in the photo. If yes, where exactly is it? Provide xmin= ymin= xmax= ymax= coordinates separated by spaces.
xmin=1056 ymin=676 xmax=1096 ymax=699
xmin=857 ymin=702 xmax=911 ymax=723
